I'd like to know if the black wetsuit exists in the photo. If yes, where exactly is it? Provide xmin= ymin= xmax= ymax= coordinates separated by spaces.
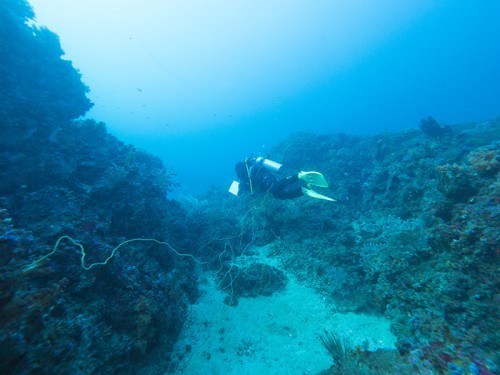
xmin=235 ymin=158 xmax=304 ymax=200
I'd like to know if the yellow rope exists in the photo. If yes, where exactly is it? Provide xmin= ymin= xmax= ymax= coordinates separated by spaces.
xmin=244 ymin=158 xmax=254 ymax=194
xmin=23 ymin=235 xmax=205 ymax=273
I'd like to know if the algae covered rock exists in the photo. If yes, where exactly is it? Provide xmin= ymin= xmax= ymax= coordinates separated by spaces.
xmin=217 ymin=262 xmax=288 ymax=305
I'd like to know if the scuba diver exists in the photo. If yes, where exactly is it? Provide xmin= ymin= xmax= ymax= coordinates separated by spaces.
xmin=229 ymin=156 xmax=335 ymax=201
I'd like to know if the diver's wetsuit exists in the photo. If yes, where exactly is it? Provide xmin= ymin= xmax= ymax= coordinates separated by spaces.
xmin=235 ymin=158 xmax=304 ymax=200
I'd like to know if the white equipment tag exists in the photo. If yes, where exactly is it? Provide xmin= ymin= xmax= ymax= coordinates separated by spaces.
xmin=228 ymin=180 xmax=240 ymax=196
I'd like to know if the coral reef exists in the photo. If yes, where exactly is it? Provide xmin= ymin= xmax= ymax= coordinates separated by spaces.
xmin=272 ymin=119 xmax=499 ymax=373
xmin=0 ymin=1 xmax=199 ymax=373
xmin=185 ymin=118 xmax=499 ymax=374
xmin=1 ymin=1 xmax=498 ymax=373
xmin=0 ymin=121 xmax=198 ymax=374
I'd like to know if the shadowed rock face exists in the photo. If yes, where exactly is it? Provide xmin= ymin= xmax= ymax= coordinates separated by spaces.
xmin=0 ymin=2 xmax=198 ymax=373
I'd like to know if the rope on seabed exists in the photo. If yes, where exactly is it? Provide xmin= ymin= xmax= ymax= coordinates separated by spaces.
xmin=23 ymin=235 xmax=206 ymax=273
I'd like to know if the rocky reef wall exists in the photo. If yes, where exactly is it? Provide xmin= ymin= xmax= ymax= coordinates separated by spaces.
xmin=0 ymin=1 xmax=199 ymax=373
xmin=187 ymin=118 xmax=499 ymax=373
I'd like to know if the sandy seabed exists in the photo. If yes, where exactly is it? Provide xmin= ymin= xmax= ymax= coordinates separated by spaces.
xmin=168 ymin=246 xmax=396 ymax=374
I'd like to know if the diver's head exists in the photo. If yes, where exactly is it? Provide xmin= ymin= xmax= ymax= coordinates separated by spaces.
xmin=235 ymin=162 xmax=248 ymax=181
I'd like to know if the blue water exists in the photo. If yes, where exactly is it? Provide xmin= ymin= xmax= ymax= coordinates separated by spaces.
xmin=27 ymin=1 xmax=500 ymax=196
xmin=146 ymin=1 xmax=500 ymax=196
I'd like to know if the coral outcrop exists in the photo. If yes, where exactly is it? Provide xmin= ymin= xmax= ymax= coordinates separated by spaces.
xmin=186 ymin=118 xmax=499 ymax=374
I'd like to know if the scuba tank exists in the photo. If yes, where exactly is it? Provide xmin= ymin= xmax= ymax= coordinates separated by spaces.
xmin=255 ymin=157 xmax=283 ymax=173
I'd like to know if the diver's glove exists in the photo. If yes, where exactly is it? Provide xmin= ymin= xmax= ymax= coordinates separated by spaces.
xmin=301 ymin=186 xmax=336 ymax=202
xmin=298 ymin=171 xmax=329 ymax=187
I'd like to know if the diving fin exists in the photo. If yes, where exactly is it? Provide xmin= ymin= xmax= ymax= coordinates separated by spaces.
xmin=298 ymin=171 xmax=329 ymax=187
xmin=301 ymin=186 xmax=336 ymax=202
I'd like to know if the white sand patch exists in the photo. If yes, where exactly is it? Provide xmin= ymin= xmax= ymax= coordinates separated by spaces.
xmin=168 ymin=246 xmax=396 ymax=374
